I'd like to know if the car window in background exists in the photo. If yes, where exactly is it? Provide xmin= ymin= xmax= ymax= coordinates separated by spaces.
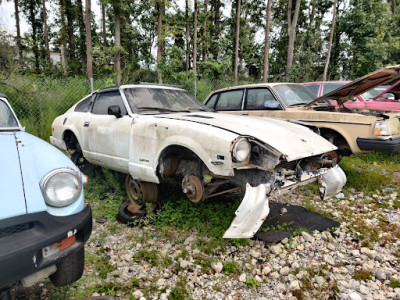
xmin=322 ymin=83 xmax=345 ymax=95
xmin=92 ymin=91 xmax=128 ymax=115
xmin=246 ymin=88 xmax=282 ymax=110
xmin=205 ymin=93 xmax=218 ymax=109
xmin=274 ymin=84 xmax=315 ymax=106
xmin=215 ymin=90 xmax=243 ymax=110
xmin=304 ymin=84 xmax=320 ymax=98
xmin=0 ymin=100 xmax=18 ymax=128
xmin=361 ymin=88 xmax=382 ymax=100
xmin=75 ymin=95 xmax=93 ymax=112
xmin=125 ymin=88 xmax=209 ymax=112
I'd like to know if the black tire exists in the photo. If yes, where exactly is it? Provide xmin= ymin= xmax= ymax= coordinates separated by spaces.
xmin=71 ymin=151 xmax=91 ymax=173
xmin=117 ymin=200 xmax=147 ymax=226
xmin=49 ymin=246 xmax=85 ymax=287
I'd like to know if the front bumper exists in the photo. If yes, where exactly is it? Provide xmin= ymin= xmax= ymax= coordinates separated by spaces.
xmin=357 ymin=135 xmax=400 ymax=152
xmin=0 ymin=205 xmax=92 ymax=290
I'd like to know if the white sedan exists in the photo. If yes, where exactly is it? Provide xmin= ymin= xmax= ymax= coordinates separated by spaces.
xmin=50 ymin=84 xmax=346 ymax=238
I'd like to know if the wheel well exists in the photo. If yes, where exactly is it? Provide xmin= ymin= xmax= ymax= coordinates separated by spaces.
xmin=157 ymin=145 xmax=207 ymax=178
xmin=319 ymin=128 xmax=351 ymax=156
xmin=63 ymin=130 xmax=80 ymax=150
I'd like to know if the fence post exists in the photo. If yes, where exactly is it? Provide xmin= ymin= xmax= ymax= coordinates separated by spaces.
xmin=194 ymin=78 xmax=197 ymax=99
xmin=90 ymin=77 xmax=94 ymax=93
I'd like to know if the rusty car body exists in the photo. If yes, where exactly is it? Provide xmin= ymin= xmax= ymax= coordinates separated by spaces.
xmin=50 ymin=85 xmax=346 ymax=238
xmin=205 ymin=65 xmax=400 ymax=156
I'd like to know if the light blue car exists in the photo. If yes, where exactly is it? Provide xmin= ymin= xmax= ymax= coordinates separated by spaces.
xmin=0 ymin=94 xmax=92 ymax=292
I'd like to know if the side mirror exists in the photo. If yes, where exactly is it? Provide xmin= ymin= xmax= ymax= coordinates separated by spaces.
xmin=108 ymin=105 xmax=122 ymax=118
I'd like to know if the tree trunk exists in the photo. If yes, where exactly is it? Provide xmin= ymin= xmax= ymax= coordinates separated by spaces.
xmin=114 ymin=0 xmax=121 ymax=85
xmin=65 ymin=0 xmax=76 ymax=61
xmin=42 ymin=0 xmax=51 ymax=66
xmin=286 ymin=0 xmax=301 ymax=81
xmin=14 ymin=0 xmax=24 ymax=66
xmin=193 ymin=0 xmax=198 ymax=78
xmin=102 ymin=3 xmax=107 ymax=46
xmin=185 ymin=0 xmax=190 ymax=73
xmin=60 ymin=0 xmax=68 ymax=75
xmin=212 ymin=0 xmax=220 ymax=60
xmin=202 ymin=0 xmax=208 ymax=63
xmin=77 ymin=0 xmax=86 ymax=68
xmin=85 ymin=0 xmax=93 ymax=80
xmin=233 ymin=0 xmax=241 ymax=84
xmin=262 ymin=0 xmax=272 ymax=83
xmin=28 ymin=0 xmax=39 ymax=72
xmin=157 ymin=0 xmax=164 ymax=84
xmin=323 ymin=0 xmax=338 ymax=81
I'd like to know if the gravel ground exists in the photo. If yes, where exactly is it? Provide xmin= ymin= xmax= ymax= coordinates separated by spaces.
xmin=11 ymin=186 xmax=400 ymax=300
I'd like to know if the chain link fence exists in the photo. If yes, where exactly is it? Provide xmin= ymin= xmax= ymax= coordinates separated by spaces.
xmin=0 ymin=73 xmax=257 ymax=140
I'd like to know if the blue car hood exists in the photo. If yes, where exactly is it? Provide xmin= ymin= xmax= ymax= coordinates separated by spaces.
xmin=0 ymin=132 xmax=27 ymax=219
xmin=0 ymin=131 xmax=83 ymax=220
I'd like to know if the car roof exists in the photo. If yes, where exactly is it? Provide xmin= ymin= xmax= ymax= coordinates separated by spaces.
xmin=95 ymin=84 xmax=185 ymax=94
xmin=211 ymin=82 xmax=302 ymax=93
xmin=302 ymin=81 xmax=350 ymax=84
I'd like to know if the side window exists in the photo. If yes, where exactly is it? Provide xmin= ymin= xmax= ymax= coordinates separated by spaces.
xmin=304 ymin=84 xmax=320 ymax=98
xmin=92 ymin=91 xmax=128 ymax=115
xmin=74 ymin=95 xmax=93 ymax=112
xmin=245 ymin=88 xmax=282 ymax=110
xmin=205 ymin=93 xmax=218 ymax=109
xmin=215 ymin=90 xmax=243 ymax=110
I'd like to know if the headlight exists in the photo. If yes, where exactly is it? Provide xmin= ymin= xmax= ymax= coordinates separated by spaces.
xmin=232 ymin=138 xmax=251 ymax=163
xmin=373 ymin=120 xmax=390 ymax=136
xmin=40 ymin=168 xmax=82 ymax=207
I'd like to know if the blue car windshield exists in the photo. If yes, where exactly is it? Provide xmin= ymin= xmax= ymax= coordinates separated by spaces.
xmin=0 ymin=100 xmax=19 ymax=128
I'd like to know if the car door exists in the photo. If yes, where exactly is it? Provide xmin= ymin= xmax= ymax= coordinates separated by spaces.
xmin=84 ymin=89 xmax=132 ymax=172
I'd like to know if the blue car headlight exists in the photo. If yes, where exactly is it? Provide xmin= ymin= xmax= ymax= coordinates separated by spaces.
xmin=40 ymin=168 xmax=82 ymax=207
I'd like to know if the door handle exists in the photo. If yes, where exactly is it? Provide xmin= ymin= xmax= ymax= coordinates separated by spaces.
xmin=84 ymin=122 xmax=90 ymax=127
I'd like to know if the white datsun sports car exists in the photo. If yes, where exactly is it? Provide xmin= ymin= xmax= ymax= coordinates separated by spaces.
xmin=50 ymin=85 xmax=346 ymax=238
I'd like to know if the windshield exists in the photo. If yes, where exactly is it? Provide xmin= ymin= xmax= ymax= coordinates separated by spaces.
xmin=124 ymin=87 xmax=211 ymax=113
xmin=274 ymin=84 xmax=316 ymax=106
xmin=0 ymin=99 xmax=19 ymax=129
xmin=361 ymin=88 xmax=383 ymax=100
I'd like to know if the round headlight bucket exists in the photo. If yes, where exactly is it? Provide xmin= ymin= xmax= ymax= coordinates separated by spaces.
xmin=41 ymin=168 xmax=82 ymax=207
xmin=232 ymin=138 xmax=251 ymax=163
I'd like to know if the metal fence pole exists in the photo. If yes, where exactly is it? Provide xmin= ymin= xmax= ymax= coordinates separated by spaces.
xmin=90 ymin=77 xmax=94 ymax=93
xmin=194 ymin=78 xmax=197 ymax=99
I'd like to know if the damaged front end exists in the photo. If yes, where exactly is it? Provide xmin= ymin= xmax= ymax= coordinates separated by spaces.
xmin=222 ymin=137 xmax=346 ymax=239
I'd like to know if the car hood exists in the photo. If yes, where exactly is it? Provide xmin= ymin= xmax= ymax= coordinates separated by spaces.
xmin=156 ymin=112 xmax=337 ymax=161
xmin=0 ymin=132 xmax=27 ymax=219
xmin=373 ymin=79 xmax=400 ymax=101
xmin=307 ymin=65 xmax=400 ymax=107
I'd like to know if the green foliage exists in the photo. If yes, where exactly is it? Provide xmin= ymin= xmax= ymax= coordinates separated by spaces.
xmin=168 ymin=277 xmax=191 ymax=300
xmin=353 ymin=270 xmax=372 ymax=281
xmin=245 ymin=276 xmax=261 ymax=288
xmin=390 ymin=279 xmax=400 ymax=288
xmin=133 ymin=249 xmax=160 ymax=266
xmin=222 ymin=261 xmax=241 ymax=275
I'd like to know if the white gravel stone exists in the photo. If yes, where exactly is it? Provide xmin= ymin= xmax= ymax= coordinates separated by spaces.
xmin=301 ymin=232 xmax=314 ymax=243
xmin=212 ymin=261 xmax=223 ymax=273
xmin=289 ymin=280 xmax=301 ymax=290
xmin=349 ymin=291 xmax=363 ymax=300
xmin=269 ymin=244 xmax=282 ymax=254
xmin=359 ymin=284 xmax=370 ymax=295
xmin=279 ymin=266 xmax=290 ymax=276
xmin=180 ymin=260 xmax=190 ymax=268
xmin=323 ymin=255 xmax=335 ymax=265
xmin=239 ymin=273 xmax=246 ymax=282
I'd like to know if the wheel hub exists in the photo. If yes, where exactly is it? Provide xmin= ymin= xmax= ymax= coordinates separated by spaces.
xmin=125 ymin=175 xmax=158 ymax=210
xmin=182 ymin=175 xmax=205 ymax=203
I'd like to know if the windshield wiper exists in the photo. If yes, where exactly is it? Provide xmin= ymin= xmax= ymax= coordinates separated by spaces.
xmin=136 ymin=106 xmax=190 ymax=113
xmin=288 ymin=102 xmax=310 ymax=107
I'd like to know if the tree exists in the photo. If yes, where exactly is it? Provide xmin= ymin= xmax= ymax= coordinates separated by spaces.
xmin=233 ymin=0 xmax=241 ymax=83
xmin=59 ymin=0 xmax=68 ymax=75
xmin=157 ymin=0 xmax=165 ymax=83
xmin=113 ymin=0 xmax=121 ymax=85
xmin=42 ymin=0 xmax=51 ymax=66
xmin=263 ymin=0 xmax=272 ymax=82
xmin=13 ymin=0 xmax=24 ymax=66
xmin=202 ymin=0 xmax=208 ymax=63
xmin=286 ymin=0 xmax=301 ymax=81
xmin=85 ymin=0 xmax=93 ymax=80
xmin=185 ymin=0 xmax=190 ymax=72
xmin=193 ymin=0 xmax=198 ymax=78
xmin=323 ymin=0 xmax=337 ymax=81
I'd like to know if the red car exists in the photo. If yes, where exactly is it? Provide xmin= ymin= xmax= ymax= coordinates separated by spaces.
xmin=302 ymin=80 xmax=400 ymax=111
